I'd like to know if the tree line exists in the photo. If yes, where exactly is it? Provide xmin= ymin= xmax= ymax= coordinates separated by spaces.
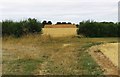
xmin=2 ymin=18 xmax=42 ymax=37
xmin=41 ymin=21 xmax=73 ymax=28
xmin=77 ymin=20 xmax=120 ymax=37
xmin=1 ymin=19 xmax=120 ymax=37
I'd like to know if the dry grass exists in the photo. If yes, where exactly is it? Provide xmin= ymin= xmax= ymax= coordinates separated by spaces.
xmin=2 ymin=35 xmax=118 ymax=75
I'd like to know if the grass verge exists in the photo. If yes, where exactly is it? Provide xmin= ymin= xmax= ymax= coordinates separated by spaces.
xmin=3 ymin=59 xmax=43 ymax=75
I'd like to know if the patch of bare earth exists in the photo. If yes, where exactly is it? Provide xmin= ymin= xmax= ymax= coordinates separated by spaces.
xmin=87 ymin=43 xmax=119 ymax=75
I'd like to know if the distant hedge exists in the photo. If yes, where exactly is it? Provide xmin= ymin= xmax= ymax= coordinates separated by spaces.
xmin=2 ymin=18 xmax=42 ymax=37
xmin=77 ymin=20 xmax=120 ymax=37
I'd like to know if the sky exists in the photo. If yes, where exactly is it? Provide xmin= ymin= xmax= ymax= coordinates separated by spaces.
xmin=0 ymin=0 xmax=119 ymax=24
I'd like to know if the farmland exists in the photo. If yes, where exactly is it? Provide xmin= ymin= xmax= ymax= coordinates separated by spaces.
xmin=44 ymin=24 xmax=76 ymax=28
xmin=90 ymin=43 xmax=118 ymax=67
xmin=42 ymin=28 xmax=77 ymax=37
xmin=87 ymin=43 xmax=119 ymax=75
xmin=2 ymin=35 xmax=118 ymax=75
xmin=2 ymin=19 xmax=119 ymax=76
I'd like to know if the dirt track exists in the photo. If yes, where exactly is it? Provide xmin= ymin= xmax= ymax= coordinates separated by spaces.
xmin=87 ymin=43 xmax=119 ymax=75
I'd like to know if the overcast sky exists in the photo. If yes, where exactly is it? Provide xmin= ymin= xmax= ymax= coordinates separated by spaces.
xmin=0 ymin=0 xmax=119 ymax=23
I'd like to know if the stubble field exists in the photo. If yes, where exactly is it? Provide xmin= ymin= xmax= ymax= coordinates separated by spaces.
xmin=42 ymin=28 xmax=78 ymax=37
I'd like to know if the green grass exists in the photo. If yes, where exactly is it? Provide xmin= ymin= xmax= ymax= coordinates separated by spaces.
xmin=81 ymin=42 xmax=104 ymax=50
xmin=75 ymin=42 xmax=104 ymax=75
xmin=3 ymin=59 xmax=43 ymax=75
xmin=78 ymin=51 xmax=103 ymax=75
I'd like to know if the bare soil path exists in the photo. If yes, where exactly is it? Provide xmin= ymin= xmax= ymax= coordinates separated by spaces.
xmin=87 ymin=43 xmax=119 ymax=75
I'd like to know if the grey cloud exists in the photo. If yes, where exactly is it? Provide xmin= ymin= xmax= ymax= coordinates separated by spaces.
xmin=0 ymin=0 xmax=119 ymax=23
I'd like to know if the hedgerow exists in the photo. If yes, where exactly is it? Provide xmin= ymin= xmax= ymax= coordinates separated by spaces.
xmin=2 ymin=18 xmax=42 ymax=37
xmin=77 ymin=20 xmax=119 ymax=37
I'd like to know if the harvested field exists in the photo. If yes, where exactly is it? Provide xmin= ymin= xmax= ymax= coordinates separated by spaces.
xmin=87 ymin=43 xmax=119 ymax=75
xmin=45 ymin=24 xmax=76 ymax=28
xmin=42 ymin=28 xmax=78 ymax=37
